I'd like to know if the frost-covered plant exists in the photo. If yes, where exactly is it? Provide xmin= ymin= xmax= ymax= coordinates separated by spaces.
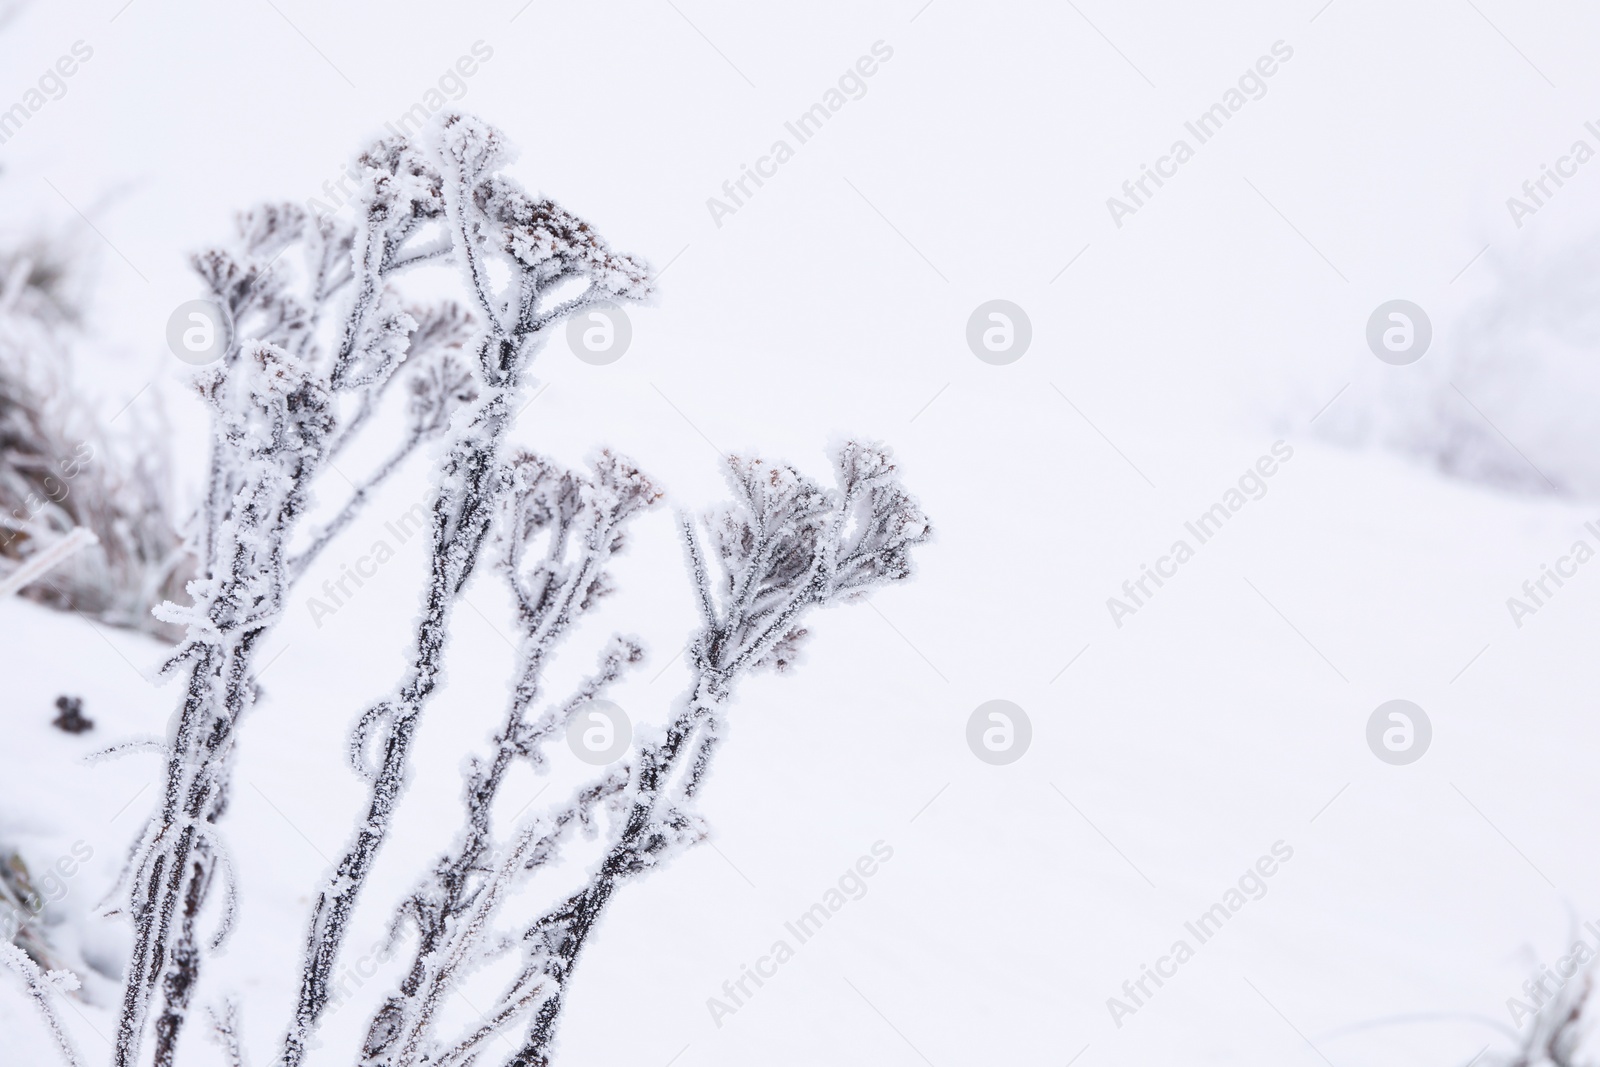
xmin=71 ymin=110 xmax=926 ymax=1067
xmin=206 ymin=1000 xmax=246 ymax=1067
xmin=1493 ymin=973 xmax=1598 ymax=1066
xmin=1 ymin=940 xmax=85 ymax=1067
xmin=358 ymin=450 xmax=660 ymax=1066
xmin=1479 ymin=952 xmax=1600 ymax=1067
xmin=386 ymin=443 xmax=931 ymax=1067
xmin=0 ymin=238 xmax=189 ymax=638
xmin=108 ymin=160 xmax=480 ymax=1064
xmin=278 ymin=113 xmax=652 ymax=1066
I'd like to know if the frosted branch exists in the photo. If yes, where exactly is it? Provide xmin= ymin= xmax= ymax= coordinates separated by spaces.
xmin=1 ymin=942 xmax=85 ymax=1067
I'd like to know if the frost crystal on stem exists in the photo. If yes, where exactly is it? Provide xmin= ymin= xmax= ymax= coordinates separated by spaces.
xmin=358 ymin=451 xmax=659 ymax=1066
xmin=85 ymin=109 xmax=928 ymax=1067
xmin=278 ymin=112 xmax=652 ymax=1067
xmin=428 ymin=443 xmax=930 ymax=1067
xmin=2 ymin=940 xmax=86 ymax=1067
xmin=109 ymin=146 xmax=478 ymax=1067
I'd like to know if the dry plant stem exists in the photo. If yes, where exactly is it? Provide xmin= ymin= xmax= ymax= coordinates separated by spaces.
xmin=206 ymin=1000 xmax=246 ymax=1067
xmin=361 ymin=455 xmax=659 ymax=1066
xmin=365 ymin=660 xmax=611 ymax=1064
xmin=284 ymin=386 xmax=513 ymax=1067
xmin=500 ymin=689 xmax=718 ymax=1067
xmin=114 ymin=156 xmax=475 ymax=1066
xmin=1 ymin=942 xmax=85 ymax=1067
xmin=436 ymin=446 xmax=930 ymax=1067
xmin=121 ymin=348 xmax=330 ymax=1067
xmin=280 ymin=112 xmax=652 ymax=1067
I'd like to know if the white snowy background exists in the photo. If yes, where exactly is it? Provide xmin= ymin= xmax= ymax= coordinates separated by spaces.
xmin=4 ymin=1 xmax=1600 ymax=1064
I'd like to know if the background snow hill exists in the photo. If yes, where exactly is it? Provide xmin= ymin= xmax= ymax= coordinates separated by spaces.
xmin=5 ymin=0 xmax=1600 ymax=1064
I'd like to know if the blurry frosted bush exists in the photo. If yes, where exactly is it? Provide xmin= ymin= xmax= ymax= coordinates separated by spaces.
xmin=0 ymin=236 xmax=190 ymax=639
xmin=1318 ymin=241 xmax=1600 ymax=500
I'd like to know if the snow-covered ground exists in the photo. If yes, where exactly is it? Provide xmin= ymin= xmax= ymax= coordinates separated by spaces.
xmin=5 ymin=1 xmax=1600 ymax=1064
